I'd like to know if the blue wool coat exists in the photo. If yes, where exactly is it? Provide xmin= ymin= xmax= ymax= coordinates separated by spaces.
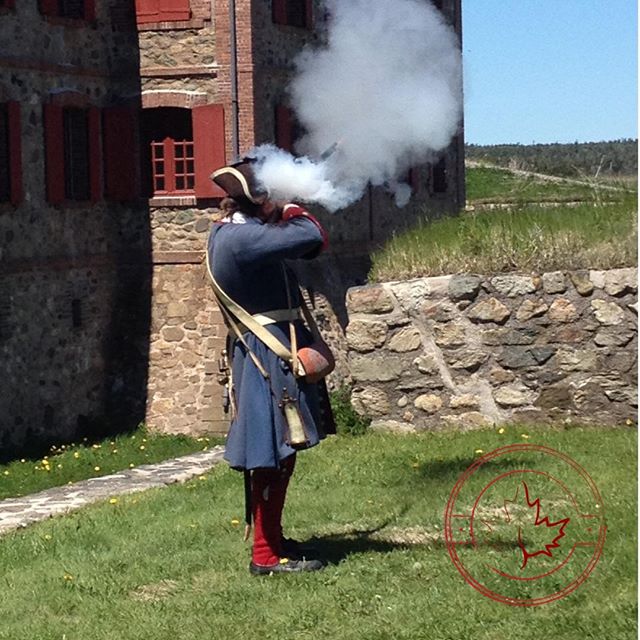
xmin=207 ymin=213 xmax=328 ymax=471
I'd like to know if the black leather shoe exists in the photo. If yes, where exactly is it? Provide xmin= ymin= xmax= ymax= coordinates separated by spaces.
xmin=281 ymin=537 xmax=318 ymax=559
xmin=249 ymin=557 xmax=324 ymax=575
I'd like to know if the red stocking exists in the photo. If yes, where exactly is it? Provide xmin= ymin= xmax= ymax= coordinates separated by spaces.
xmin=251 ymin=455 xmax=297 ymax=567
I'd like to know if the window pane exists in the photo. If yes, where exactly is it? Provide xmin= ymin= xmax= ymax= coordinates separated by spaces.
xmin=59 ymin=0 xmax=85 ymax=18
xmin=63 ymin=108 xmax=90 ymax=201
xmin=286 ymin=0 xmax=307 ymax=27
xmin=0 ymin=105 xmax=9 ymax=203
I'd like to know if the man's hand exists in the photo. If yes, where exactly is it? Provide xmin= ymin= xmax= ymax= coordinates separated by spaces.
xmin=281 ymin=204 xmax=329 ymax=253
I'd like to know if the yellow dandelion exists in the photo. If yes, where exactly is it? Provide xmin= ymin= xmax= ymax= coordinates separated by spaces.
xmin=44 ymin=456 xmax=48 ymax=460
xmin=142 ymin=438 xmax=147 ymax=443
xmin=94 ymin=466 xmax=101 ymax=472
xmin=109 ymin=498 xmax=118 ymax=505
xmin=230 ymin=519 xmax=240 ymax=526
xmin=475 ymin=449 xmax=484 ymax=454
xmin=3 ymin=471 xmax=9 ymax=476
xmin=202 ymin=446 xmax=208 ymax=451
xmin=411 ymin=462 xmax=419 ymax=469
xmin=63 ymin=573 xmax=74 ymax=581
xmin=626 ymin=419 xmax=633 ymax=426
xmin=20 ymin=459 xmax=26 ymax=463
xmin=110 ymin=441 xmax=115 ymax=445
xmin=35 ymin=466 xmax=41 ymax=471
xmin=44 ymin=534 xmax=52 ymax=540
xmin=57 ymin=464 xmax=62 ymax=469
xmin=521 ymin=434 xmax=530 ymax=439
xmin=205 ymin=437 xmax=210 ymax=442
xmin=139 ymin=445 xmax=145 ymax=451
xmin=92 ymin=444 xmax=100 ymax=449
xmin=73 ymin=452 xmax=80 ymax=459
xmin=111 ymin=449 xmax=118 ymax=454
xmin=498 ymin=427 xmax=505 ymax=434
xmin=129 ymin=463 xmax=135 ymax=468
xmin=199 ymin=475 xmax=207 ymax=481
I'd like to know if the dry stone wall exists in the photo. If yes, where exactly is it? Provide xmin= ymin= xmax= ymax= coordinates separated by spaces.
xmin=346 ymin=268 xmax=637 ymax=431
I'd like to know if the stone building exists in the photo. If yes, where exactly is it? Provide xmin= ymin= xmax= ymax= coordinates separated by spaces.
xmin=0 ymin=0 xmax=464 ymax=455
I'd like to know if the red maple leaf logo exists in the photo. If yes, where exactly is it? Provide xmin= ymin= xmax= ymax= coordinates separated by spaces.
xmin=504 ymin=481 xmax=570 ymax=569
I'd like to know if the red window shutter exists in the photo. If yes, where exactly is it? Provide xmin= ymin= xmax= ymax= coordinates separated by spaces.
xmin=84 ymin=0 xmax=96 ymax=21
xmin=7 ymin=102 xmax=22 ymax=205
xmin=192 ymin=104 xmax=226 ymax=198
xmin=88 ymin=106 xmax=101 ymax=203
xmin=159 ymin=0 xmax=190 ymax=21
xmin=275 ymin=105 xmax=294 ymax=153
xmin=135 ymin=0 xmax=158 ymax=23
xmin=40 ymin=0 xmax=59 ymax=16
xmin=273 ymin=0 xmax=286 ymax=24
xmin=43 ymin=104 xmax=65 ymax=205
xmin=103 ymin=106 xmax=138 ymax=202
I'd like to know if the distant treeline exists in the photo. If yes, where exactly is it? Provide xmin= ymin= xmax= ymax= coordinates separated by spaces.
xmin=465 ymin=139 xmax=638 ymax=178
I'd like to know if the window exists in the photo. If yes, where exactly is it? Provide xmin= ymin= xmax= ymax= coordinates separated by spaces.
xmin=135 ymin=0 xmax=191 ymax=25
xmin=430 ymin=157 xmax=447 ymax=194
xmin=141 ymin=104 xmax=226 ymax=199
xmin=0 ymin=106 xmax=10 ymax=203
xmin=0 ymin=102 xmax=22 ymax=205
xmin=273 ymin=0 xmax=313 ymax=29
xmin=0 ymin=1 xmax=17 ymax=10
xmin=63 ymin=108 xmax=90 ymax=201
xmin=44 ymin=104 xmax=101 ymax=204
xmin=275 ymin=105 xmax=303 ymax=154
xmin=40 ymin=0 xmax=96 ymax=21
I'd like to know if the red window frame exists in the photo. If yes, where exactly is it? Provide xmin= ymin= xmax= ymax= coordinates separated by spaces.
xmin=273 ymin=0 xmax=313 ymax=29
xmin=0 ymin=102 xmax=23 ymax=206
xmin=150 ymin=138 xmax=195 ymax=195
xmin=44 ymin=103 xmax=101 ymax=205
xmin=40 ymin=0 xmax=96 ymax=21
xmin=135 ymin=0 xmax=191 ymax=25
xmin=143 ymin=104 xmax=226 ymax=199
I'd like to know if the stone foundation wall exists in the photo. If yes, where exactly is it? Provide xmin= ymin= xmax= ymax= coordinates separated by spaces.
xmin=346 ymin=268 xmax=637 ymax=431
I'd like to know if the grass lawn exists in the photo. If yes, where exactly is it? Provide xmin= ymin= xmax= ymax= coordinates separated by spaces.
xmin=465 ymin=166 xmax=635 ymax=203
xmin=0 ymin=427 xmax=218 ymax=501
xmin=0 ymin=426 xmax=635 ymax=640
xmin=370 ymin=198 xmax=637 ymax=282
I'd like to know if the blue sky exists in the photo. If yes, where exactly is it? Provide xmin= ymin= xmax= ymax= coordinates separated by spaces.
xmin=462 ymin=1 xmax=638 ymax=144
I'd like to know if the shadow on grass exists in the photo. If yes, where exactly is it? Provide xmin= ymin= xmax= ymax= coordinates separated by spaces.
xmin=417 ymin=455 xmax=533 ymax=481
xmin=307 ymin=525 xmax=521 ymax=566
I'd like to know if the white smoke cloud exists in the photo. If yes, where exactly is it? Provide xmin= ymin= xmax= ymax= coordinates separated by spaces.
xmin=252 ymin=0 xmax=462 ymax=212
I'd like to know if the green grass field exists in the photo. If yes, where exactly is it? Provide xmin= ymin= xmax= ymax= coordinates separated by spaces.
xmin=465 ymin=166 xmax=635 ymax=203
xmin=0 ymin=426 xmax=635 ymax=640
xmin=0 ymin=427 xmax=217 ymax=501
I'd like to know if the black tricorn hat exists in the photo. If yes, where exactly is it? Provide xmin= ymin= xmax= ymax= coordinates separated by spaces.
xmin=210 ymin=158 xmax=268 ymax=204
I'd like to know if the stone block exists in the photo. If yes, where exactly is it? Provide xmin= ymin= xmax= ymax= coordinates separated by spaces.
xmin=591 ymin=300 xmax=625 ymax=325
xmin=370 ymin=420 xmax=417 ymax=434
xmin=498 ymin=347 xmax=555 ymax=369
xmin=548 ymin=299 xmax=578 ymax=323
xmin=603 ymin=268 xmax=637 ymax=296
xmin=413 ymin=355 xmax=439 ymax=374
xmin=534 ymin=384 xmax=574 ymax=410
xmin=162 ymin=326 xmax=185 ymax=342
xmin=594 ymin=327 xmax=635 ymax=347
xmin=448 ymin=275 xmax=482 ymax=301
xmin=434 ymin=322 xmax=467 ymax=347
xmin=493 ymin=385 xmax=533 ymax=408
xmin=414 ymin=394 xmax=443 ymax=413
xmin=421 ymin=300 xmax=457 ymax=322
xmin=346 ymin=319 xmax=388 ymax=352
xmin=467 ymin=298 xmax=511 ymax=324
xmin=388 ymin=327 xmax=423 ymax=352
xmin=490 ymin=275 xmax=539 ymax=297
xmin=447 ymin=349 xmax=488 ymax=371
xmin=516 ymin=299 xmax=549 ymax=321
xmin=481 ymin=327 xmax=536 ymax=346
xmin=347 ymin=285 xmax=395 ymax=314
xmin=556 ymin=348 xmax=599 ymax=372
xmin=349 ymin=353 xmax=405 ymax=382
xmin=351 ymin=387 xmax=391 ymax=416
xmin=441 ymin=411 xmax=494 ymax=430
xmin=569 ymin=270 xmax=595 ymax=296
xmin=489 ymin=367 xmax=516 ymax=385
xmin=389 ymin=279 xmax=431 ymax=312
xmin=542 ymin=271 xmax=567 ymax=294
xmin=449 ymin=394 xmax=481 ymax=409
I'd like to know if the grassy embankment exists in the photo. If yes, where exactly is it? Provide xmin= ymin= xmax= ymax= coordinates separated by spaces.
xmin=370 ymin=166 xmax=637 ymax=282
xmin=0 ymin=426 xmax=635 ymax=640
